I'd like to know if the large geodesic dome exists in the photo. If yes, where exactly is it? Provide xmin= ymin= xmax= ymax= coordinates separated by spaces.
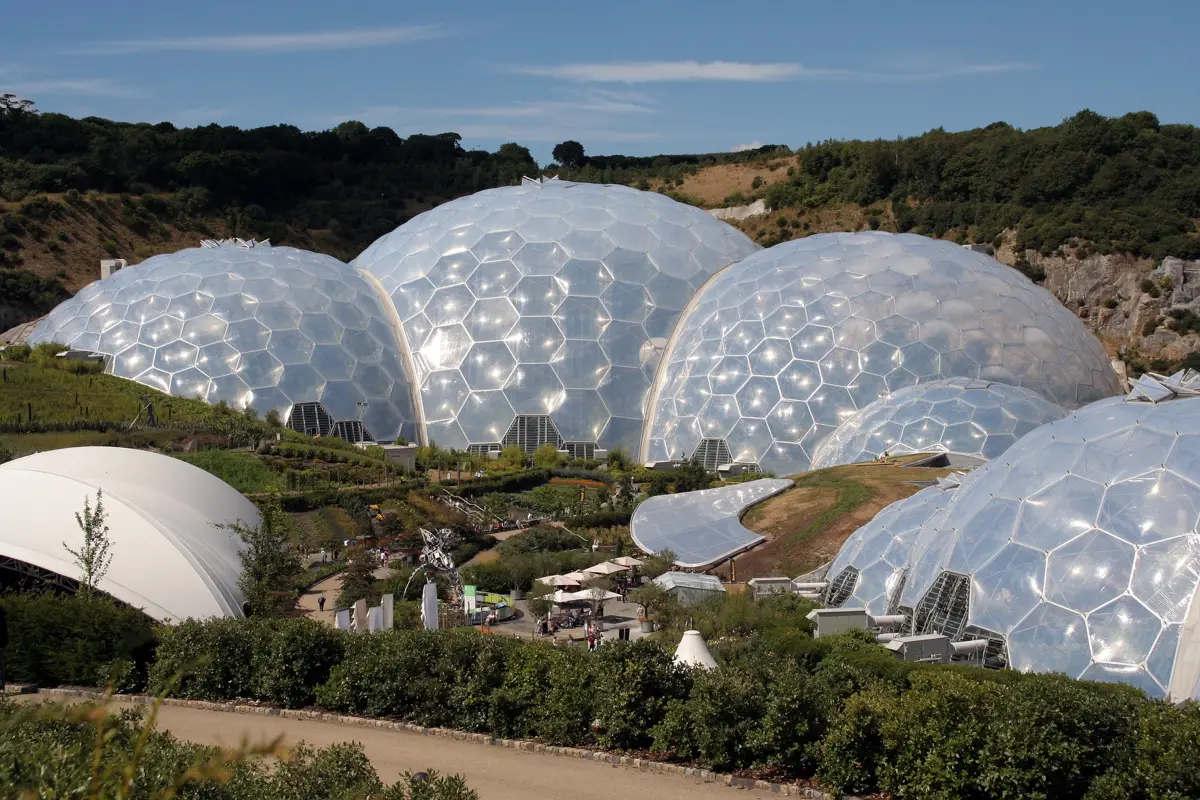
xmin=823 ymin=480 xmax=960 ymax=616
xmin=30 ymin=241 xmax=417 ymax=442
xmin=811 ymin=378 xmax=1067 ymax=469
xmin=641 ymin=232 xmax=1120 ymax=475
xmin=896 ymin=386 xmax=1200 ymax=699
xmin=352 ymin=178 xmax=759 ymax=455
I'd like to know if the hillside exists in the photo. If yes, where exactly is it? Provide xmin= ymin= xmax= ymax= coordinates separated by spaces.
xmin=3 ymin=101 xmax=1199 ymax=369
xmin=715 ymin=460 xmax=954 ymax=580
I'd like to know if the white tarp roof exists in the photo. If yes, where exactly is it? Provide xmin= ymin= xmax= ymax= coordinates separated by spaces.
xmin=583 ymin=561 xmax=629 ymax=576
xmin=631 ymin=479 xmax=792 ymax=568
xmin=0 ymin=447 xmax=257 ymax=621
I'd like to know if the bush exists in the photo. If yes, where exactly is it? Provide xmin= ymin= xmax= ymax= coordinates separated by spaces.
xmin=591 ymin=640 xmax=691 ymax=751
xmin=0 ymin=593 xmax=155 ymax=690
xmin=150 ymin=617 xmax=344 ymax=707
xmin=0 ymin=697 xmax=478 ymax=799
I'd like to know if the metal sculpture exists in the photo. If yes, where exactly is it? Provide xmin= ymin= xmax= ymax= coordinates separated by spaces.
xmin=403 ymin=527 xmax=464 ymax=607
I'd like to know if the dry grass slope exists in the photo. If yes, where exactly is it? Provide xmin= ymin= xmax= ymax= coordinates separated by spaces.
xmin=724 ymin=459 xmax=955 ymax=579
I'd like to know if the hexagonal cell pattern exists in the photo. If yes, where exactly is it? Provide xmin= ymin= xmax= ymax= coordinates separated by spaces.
xmin=353 ymin=178 xmax=758 ymax=451
xmin=641 ymin=232 xmax=1120 ymax=475
xmin=824 ymin=483 xmax=959 ymax=616
xmin=812 ymin=377 xmax=1067 ymax=469
xmin=31 ymin=243 xmax=416 ymax=441
xmin=897 ymin=394 xmax=1200 ymax=698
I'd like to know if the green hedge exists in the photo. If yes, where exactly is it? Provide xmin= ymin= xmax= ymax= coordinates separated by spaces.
xmin=149 ymin=617 xmax=344 ymax=708
xmin=0 ymin=593 xmax=156 ymax=690
xmin=139 ymin=616 xmax=1200 ymax=799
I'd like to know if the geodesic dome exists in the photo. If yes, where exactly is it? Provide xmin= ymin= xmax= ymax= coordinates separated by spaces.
xmin=641 ymin=232 xmax=1119 ymax=475
xmin=811 ymin=377 xmax=1067 ymax=469
xmin=30 ymin=241 xmax=416 ymax=442
xmin=823 ymin=480 xmax=961 ymax=616
xmin=352 ymin=178 xmax=758 ymax=455
xmin=897 ymin=391 xmax=1200 ymax=699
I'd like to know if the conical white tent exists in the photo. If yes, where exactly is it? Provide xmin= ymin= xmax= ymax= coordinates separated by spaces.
xmin=674 ymin=630 xmax=717 ymax=670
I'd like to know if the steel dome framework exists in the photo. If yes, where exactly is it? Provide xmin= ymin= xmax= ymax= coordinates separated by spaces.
xmin=30 ymin=241 xmax=418 ymax=442
xmin=352 ymin=178 xmax=759 ymax=454
xmin=640 ymin=232 xmax=1120 ymax=476
xmin=865 ymin=378 xmax=1200 ymax=699
xmin=811 ymin=377 xmax=1068 ymax=469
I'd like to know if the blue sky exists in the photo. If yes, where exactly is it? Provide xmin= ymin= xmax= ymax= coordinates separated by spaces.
xmin=5 ymin=0 xmax=1198 ymax=162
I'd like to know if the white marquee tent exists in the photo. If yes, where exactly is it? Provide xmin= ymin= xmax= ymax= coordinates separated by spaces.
xmin=0 ymin=447 xmax=258 ymax=621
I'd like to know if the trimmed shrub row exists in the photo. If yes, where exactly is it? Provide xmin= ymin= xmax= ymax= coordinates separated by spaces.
xmin=143 ymin=618 xmax=1200 ymax=799
xmin=10 ymin=594 xmax=1200 ymax=799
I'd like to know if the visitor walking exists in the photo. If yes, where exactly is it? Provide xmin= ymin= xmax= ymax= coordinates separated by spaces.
xmin=318 ymin=595 xmax=326 ymax=613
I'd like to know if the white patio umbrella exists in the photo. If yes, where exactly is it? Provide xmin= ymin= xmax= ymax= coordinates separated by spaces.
xmin=562 ymin=570 xmax=590 ymax=582
xmin=611 ymin=555 xmax=644 ymax=568
xmin=551 ymin=575 xmax=581 ymax=587
xmin=583 ymin=561 xmax=629 ymax=576
xmin=573 ymin=589 xmax=621 ymax=602
xmin=552 ymin=589 xmax=588 ymax=604
xmin=536 ymin=574 xmax=563 ymax=585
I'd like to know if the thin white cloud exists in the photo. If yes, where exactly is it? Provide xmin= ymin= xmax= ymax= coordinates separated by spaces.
xmin=730 ymin=140 xmax=764 ymax=152
xmin=389 ymin=92 xmax=656 ymax=119
xmin=68 ymin=25 xmax=444 ymax=55
xmin=1 ymin=77 xmax=140 ymax=98
xmin=515 ymin=60 xmax=823 ymax=83
xmin=437 ymin=124 xmax=663 ymax=143
xmin=515 ymin=59 xmax=1033 ymax=84
xmin=853 ymin=62 xmax=1034 ymax=81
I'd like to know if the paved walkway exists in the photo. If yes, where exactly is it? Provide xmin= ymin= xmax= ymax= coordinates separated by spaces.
xmin=297 ymin=567 xmax=394 ymax=626
xmin=19 ymin=696 xmax=776 ymax=800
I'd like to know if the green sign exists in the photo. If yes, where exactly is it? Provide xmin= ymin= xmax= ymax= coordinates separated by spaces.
xmin=463 ymin=585 xmax=477 ymax=597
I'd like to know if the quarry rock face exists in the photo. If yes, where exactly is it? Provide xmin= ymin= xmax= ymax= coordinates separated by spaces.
xmin=1026 ymin=249 xmax=1200 ymax=360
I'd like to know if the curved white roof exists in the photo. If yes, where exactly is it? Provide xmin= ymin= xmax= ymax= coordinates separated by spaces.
xmin=0 ymin=447 xmax=257 ymax=621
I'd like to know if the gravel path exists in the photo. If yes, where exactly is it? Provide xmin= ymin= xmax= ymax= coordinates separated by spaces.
xmin=19 ymin=696 xmax=777 ymax=800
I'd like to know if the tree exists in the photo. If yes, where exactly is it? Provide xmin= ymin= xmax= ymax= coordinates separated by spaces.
xmin=552 ymin=140 xmax=586 ymax=168
xmin=606 ymin=447 xmax=630 ymax=470
xmin=583 ymin=575 xmax=615 ymax=624
xmin=498 ymin=444 xmax=527 ymax=470
xmin=265 ymin=408 xmax=282 ymax=428
xmin=673 ymin=459 xmax=710 ymax=493
xmin=629 ymin=582 xmax=674 ymax=625
xmin=337 ymin=548 xmax=378 ymax=608
xmin=526 ymin=580 xmax=555 ymax=623
xmin=639 ymin=549 xmax=677 ymax=579
xmin=65 ymin=489 xmax=114 ymax=595
xmin=532 ymin=443 xmax=561 ymax=469
xmin=219 ymin=498 xmax=301 ymax=617
xmin=0 ymin=93 xmax=36 ymax=120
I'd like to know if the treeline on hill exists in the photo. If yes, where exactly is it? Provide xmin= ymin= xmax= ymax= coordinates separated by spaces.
xmin=4 ymin=594 xmax=1200 ymax=800
xmin=0 ymin=94 xmax=538 ymax=254
xmin=767 ymin=109 xmax=1200 ymax=259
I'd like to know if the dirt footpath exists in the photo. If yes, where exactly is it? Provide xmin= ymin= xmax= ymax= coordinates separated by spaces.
xmin=21 ymin=696 xmax=777 ymax=800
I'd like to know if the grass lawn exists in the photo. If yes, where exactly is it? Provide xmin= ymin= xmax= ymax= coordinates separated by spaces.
xmin=176 ymin=449 xmax=284 ymax=493
xmin=729 ymin=459 xmax=955 ymax=579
